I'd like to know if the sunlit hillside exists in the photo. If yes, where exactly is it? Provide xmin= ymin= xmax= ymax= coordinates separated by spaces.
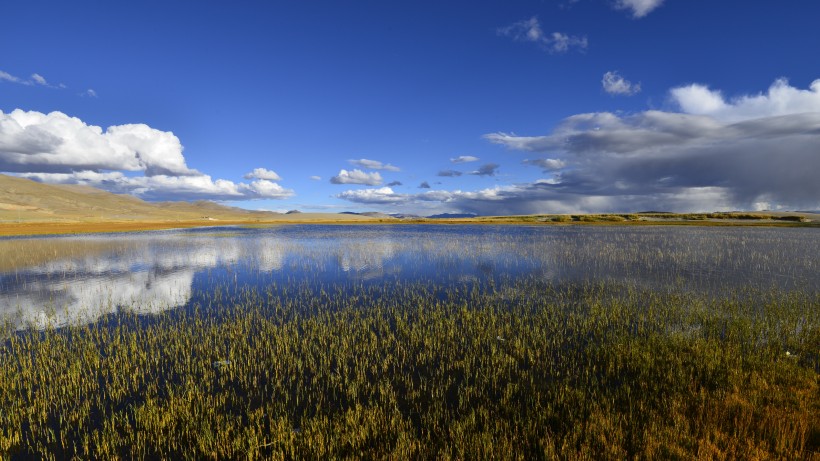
xmin=0 ymin=174 xmax=379 ymax=224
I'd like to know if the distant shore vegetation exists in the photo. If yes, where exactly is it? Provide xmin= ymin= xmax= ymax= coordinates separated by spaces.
xmin=0 ymin=211 xmax=816 ymax=238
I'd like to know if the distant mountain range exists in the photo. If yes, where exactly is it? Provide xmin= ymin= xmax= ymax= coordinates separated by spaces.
xmin=340 ymin=211 xmax=479 ymax=219
xmin=425 ymin=213 xmax=478 ymax=219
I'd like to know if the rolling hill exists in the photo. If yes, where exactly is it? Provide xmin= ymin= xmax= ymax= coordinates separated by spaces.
xmin=0 ymin=174 xmax=380 ymax=225
xmin=0 ymin=174 xmax=282 ymax=222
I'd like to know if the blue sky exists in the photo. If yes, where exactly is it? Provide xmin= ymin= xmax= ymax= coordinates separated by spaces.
xmin=2 ymin=0 xmax=819 ymax=215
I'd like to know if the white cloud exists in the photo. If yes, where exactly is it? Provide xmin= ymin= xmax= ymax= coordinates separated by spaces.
xmin=613 ymin=0 xmax=665 ymax=18
xmin=451 ymin=155 xmax=479 ymax=163
xmin=0 ymin=71 xmax=64 ymax=88
xmin=19 ymin=171 xmax=295 ymax=201
xmin=498 ymin=17 xmax=587 ymax=54
xmin=246 ymin=179 xmax=293 ymax=199
xmin=484 ymin=78 xmax=820 ymax=212
xmin=349 ymin=158 xmax=400 ymax=171
xmin=602 ymin=71 xmax=641 ymax=95
xmin=671 ymin=78 xmax=820 ymax=122
xmin=0 ymin=70 xmax=29 ymax=85
xmin=84 ymin=89 xmax=98 ymax=98
xmin=549 ymin=32 xmax=588 ymax=53
xmin=1 ymin=109 xmax=296 ymax=201
xmin=337 ymin=187 xmax=406 ymax=204
xmin=0 ymin=109 xmax=196 ymax=176
xmin=310 ymin=175 xmax=322 ymax=181
xmin=31 ymin=73 xmax=48 ymax=86
xmin=330 ymin=169 xmax=383 ymax=186
xmin=670 ymin=84 xmax=727 ymax=115
xmin=244 ymin=167 xmax=282 ymax=181
xmin=106 ymin=123 xmax=195 ymax=176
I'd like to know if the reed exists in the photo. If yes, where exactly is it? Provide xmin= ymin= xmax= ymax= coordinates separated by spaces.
xmin=1 ymin=278 xmax=817 ymax=459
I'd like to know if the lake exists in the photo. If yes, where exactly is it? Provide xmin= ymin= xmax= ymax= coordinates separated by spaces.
xmin=1 ymin=224 xmax=817 ymax=329
xmin=2 ymin=224 xmax=818 ymax=458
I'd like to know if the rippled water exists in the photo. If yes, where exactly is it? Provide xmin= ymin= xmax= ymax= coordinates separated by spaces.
xmin=1 ymin=224 xmax=817 ymax=328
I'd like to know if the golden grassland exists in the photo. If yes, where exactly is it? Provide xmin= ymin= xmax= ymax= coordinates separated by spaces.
xmin=1 ymin=280 xmax=817 ymax=459
xmin=0 ymin=211 xmax=817 ymax=237
xmin=0 ymin=216 xmax=384 ymax=237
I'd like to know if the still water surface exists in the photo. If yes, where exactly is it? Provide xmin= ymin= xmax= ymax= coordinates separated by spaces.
xmin=1 ymin=225 xmax=817 ymax=328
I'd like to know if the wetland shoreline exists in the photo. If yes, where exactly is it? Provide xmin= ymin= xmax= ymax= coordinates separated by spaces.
xmin=1 ymin=211 xmax=817 ymax=237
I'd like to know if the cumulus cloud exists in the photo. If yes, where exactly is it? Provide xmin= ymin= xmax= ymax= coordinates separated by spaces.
xmin=419 ymin=181 xmax=431 ymax=189
xmin=437 ymin=169 xmax=463 ymax=177
xmin=602 ymin=71 xmax=641 ymax=95
xmin=0 ymin=109 xmax=295 ymax=201
xmin=330 ymin=169 xmax=383 ymax=186
xmin=498 ymin=17 xmax=587 ymax=54
xmin=337 ymin=187 xmax=406 ymax=204
xmin=484 ymin=78 xmax=820 ymax=211
xmin=670 ymin=84 xmax=727 ymax=115
xmin=348 ymin=158 xmax=400 ymax=171
xmin=613 ymin=0 xmax=665 ymax=18
xmin=245 ymin=179 xmax=293 ymax=199
xmin=469 ymin=163 xmax=500 ymax=176
xmin=670 ymin=78 xmax=820 ymax=122
xmin=387 ymin=180 xmax=403 ymax=186
xmin=0 ymin=109 xmax=196 ymax=176
xmin=451 ymin=155 xmax=479 ymax=163
xmin=244 ymin=167 xmax=282 ymax=181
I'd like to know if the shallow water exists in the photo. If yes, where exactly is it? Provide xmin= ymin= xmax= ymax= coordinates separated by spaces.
xmin=1 ymin=224 xmax=817 ymax=328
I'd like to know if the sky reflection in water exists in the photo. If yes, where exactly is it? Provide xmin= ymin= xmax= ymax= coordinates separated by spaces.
xmin=0 ymin=225 xmax=817 ymax=328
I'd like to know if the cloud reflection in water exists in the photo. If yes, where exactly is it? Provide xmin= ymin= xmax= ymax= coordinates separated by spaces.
xmin=1 ymin=225 xmax=816 ymax=329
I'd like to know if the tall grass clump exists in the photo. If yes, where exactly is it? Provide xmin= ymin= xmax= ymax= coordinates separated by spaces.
xmin=1 ymin=279 xmax=817 ymax=459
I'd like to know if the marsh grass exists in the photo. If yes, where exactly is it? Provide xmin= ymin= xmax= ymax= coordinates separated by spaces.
xmin=1 ymin=279 xmax=817 ymax=459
